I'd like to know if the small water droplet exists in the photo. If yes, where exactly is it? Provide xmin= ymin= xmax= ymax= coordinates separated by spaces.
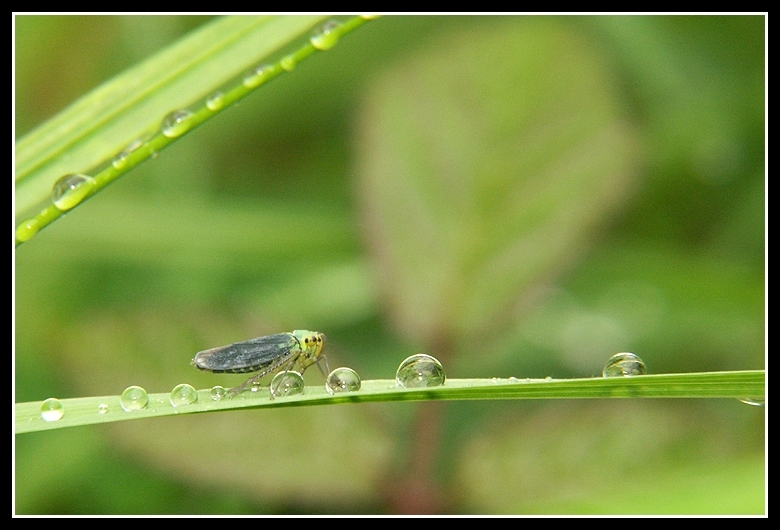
xmin=120 ymin=385 xmax=149 ymax=411
xmin=16 ymin=218 xmax=41 ymax=242
xmin=310 ymin=20 xmax=342 ymax=51
xmin=544 ymin=376 xmax=553 ymax=382
xmin=169 ymin=383 xmax=198 ymax=406
xmin=280 ymin=55 xmax=297 ymax=72
xmin=395 ymin=354 xmax=446 ymax=388
xmin=112 ymin=137 xmax=146 ymax=169
xmin=98 ymin=403 xmax=109 ymax=414
xmin=509 ymin=377 xmax=519 ymax=383
xmin=270 ymin=371 xmax=305 ymax=398
xmin=210 ymin=385 xmax=227 ymax=401
xmin=326 ymin=367 xmax=361 ymax=395
xmin=206 ymin=91 xmax=225 ymax=111
xmin=738 ymin=397 xmax=765 ymax=406
xmin=51 ymin=174 xmax=96 ymax=210
xmin=40 ymin=398 xmax=64 ymax=422
xmin=243 ymin=65 xmax=272 ymax=88
xmin=161 ymin=109 xmax=194 ymax=138
xmin=603 ymin=352 xmax=646 ymax=377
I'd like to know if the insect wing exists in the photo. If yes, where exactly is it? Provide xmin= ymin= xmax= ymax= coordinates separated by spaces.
xmin=192 ymin=333 xmax=300 ymax=374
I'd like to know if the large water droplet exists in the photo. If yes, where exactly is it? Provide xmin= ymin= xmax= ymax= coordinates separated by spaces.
xmin=310 ymin=20 xmax=342 ymax=50
xmin=243 ymin=65 xmax=272 ymax=88
xmin=169 ymin=383 xmax=198 ymax=407
xmin=40 ymin=398 xmax=64 ymax=422
xmin=16 ymin=218 xmax=41 ymax=242
xmin=602 ymin=352 xmax=646 ymax=377
xmin=395 ymin=354 xmax=446 ymax=388
xmin=270 ymin=371 xmax=305 ymax=398
xmin=206 ymin=91 xmax=225 ymax=111
xmin=120 ymin=385 xmax=149 ymax=411
xmin=210 ymin=385 xmax=227 ymax=401
xmin=51 ymin=174 xmax=96 ymax=210
xmin=326 ymin=367 xmax=361 ymax=395
xmin=161 ymin=110 xmax=194 ymax=138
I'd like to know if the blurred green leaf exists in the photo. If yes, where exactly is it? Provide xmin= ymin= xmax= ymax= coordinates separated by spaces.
xmin=355 ymin=18 xmax=640 ymax=356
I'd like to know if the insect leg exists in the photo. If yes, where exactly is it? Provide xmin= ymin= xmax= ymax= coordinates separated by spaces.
xmin=227 ymin=372 xmax=267 ymax=397
xmin=315 ymin=354 xmax=330 ymax=378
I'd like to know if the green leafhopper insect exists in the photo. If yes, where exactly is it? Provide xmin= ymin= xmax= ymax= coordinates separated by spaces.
xmin=191 ymin=330 xmax=328 ymax=397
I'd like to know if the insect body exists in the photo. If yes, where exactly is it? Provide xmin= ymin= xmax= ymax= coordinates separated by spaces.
xmin=191 ymin=330 xmax=328 ymax=397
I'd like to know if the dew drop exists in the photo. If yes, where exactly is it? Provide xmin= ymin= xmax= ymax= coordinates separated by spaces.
xmin=98 ymin=403 xmax=109 ymax=414
xmin=51 ymin=174 xmax=96 ymax=211
xmin=206 ymin=91 xmax=225 ymax=111
xmin=270 ymin=371 xmax=305 ymax=398
xmin=15 ymin=218 xmax=41 ymax=242
xmin=210 ymin=385 xmax=227 ymax=401
xmin=40 ymin=398 xmax=64 ymax=422
xmin=603 ymin=352 xmax=646 ymax=377
xmin=161 ymin=109 xmax=194 ymax=138
xmin=395 ymin=354 xmax=446 ymax=389
xmin=243 ymin=65 xmax=272 ymax=88
xmin=169 ymin=383 xmax=198 ymax=407
xmin=112 ymin=137 xmax=146 ymax=169
xmin=310 ymin=20 xmax=342 ymax=51
xmin=120 ymin=385 xmax=149 ymax=412
xmin=326 ymin=367 xmax=361 ymax=395
xmin=280 ymin=55 xmax=297 ymax=72
xmin=738 ymin=397 xmax=765 ymax=406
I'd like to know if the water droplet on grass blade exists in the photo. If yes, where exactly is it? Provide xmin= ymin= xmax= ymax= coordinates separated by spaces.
xmin=243 ymin=65 xmax=272 ymax=88
xmin=206 ymin=91 xmax=225 ymax=111
xmin=51 ymin=174 xmax=96 ymax=210
xmin=603 ymin=352 xmax=646 ymax=377
xmin=112 ymin=137 xmax=146 ymax=169
xmin=161 ymin=110 xmax=194 ymax=138
xmin=40 ymin=398 xmax=64 ymax=422
xmin=120 ymin=386 xmax=149 ymax=411
xmin=210 ymin=386 xmax=227 ymax=401
xmin=16 ymin=218 xmax=41 ymax=242
xmin=738 ymin=397 xmax=765 ymax=406
xmin=310 ymin=20 xmax=342 ymax=50
xmin=270 ymin=371 xmax=305 ymax=398
xmin=169 ymin=383 xmax=198 ymax=406
xmin=395 ymin=354 xmax=446 ymax=388
xmin=326 ymin=367 xmax=361 ymax=395
xmin=280 ymin=55 xmax=297 ymax=71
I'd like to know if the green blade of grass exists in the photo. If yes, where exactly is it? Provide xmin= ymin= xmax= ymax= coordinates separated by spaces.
xmin=15 ymin=370 xmax=764 ymax=433
xmin=15 ymin=15 xmax=361 ymax=239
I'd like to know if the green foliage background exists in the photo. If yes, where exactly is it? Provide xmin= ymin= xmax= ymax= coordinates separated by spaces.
xmin=14 ymin=15 xmax=765 ymax=514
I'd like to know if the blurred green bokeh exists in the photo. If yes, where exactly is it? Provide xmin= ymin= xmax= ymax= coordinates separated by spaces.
xmin=14 ymin=15 xmax=765 ymax=514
